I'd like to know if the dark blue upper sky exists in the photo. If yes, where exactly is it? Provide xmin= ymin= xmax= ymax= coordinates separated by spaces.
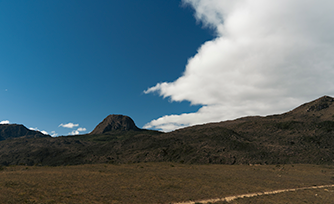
xmin=0 ymin=0 xmax=213 ymax=135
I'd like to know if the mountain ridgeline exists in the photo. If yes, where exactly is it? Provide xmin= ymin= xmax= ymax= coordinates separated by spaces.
xmin=90 ymin=114 xmax=141 ymax=134
xmin=0 ymin=124 xmax=50 ymax=141
xmin=0 ymin=96 xmax=334 ymax=166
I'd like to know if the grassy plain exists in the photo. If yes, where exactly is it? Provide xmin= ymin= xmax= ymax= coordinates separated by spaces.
xmin=0 ymin=163 xmax=333 ymax=204
xmin=222 ymin=186 xmax=334 ymax=204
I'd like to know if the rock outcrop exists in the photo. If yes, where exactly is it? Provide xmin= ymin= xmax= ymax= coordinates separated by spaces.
xmin=90 ymin=114 xmax=141 ymax=134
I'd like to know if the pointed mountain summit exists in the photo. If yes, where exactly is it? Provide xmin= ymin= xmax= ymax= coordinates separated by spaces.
xmin=90 ymin=114 xmax=141 ymax=134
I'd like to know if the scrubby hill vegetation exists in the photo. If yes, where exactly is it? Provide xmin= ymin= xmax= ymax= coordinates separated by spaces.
xmin=0 ymin=96 xmax=334 ymax=166
xmin=0 ymin=124 xmax=49 ymax=141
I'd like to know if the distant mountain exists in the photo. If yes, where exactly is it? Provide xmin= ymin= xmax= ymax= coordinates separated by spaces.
xmin=90 ymin=114 xmax=141 ymax=134
xmin=0 ymin=124 xmax=50 ymax=141
xmin=0 ymin=96 xmax=334 ymax=166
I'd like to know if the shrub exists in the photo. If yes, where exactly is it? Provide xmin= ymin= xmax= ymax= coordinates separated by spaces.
xmin=318 ymin=121 xmax=334 ymax=132
xmin=275 ymin=121 xmax=301 ymax=130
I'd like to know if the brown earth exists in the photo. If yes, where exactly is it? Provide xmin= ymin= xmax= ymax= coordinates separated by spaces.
xmin=0 ymin=163 xmax=333 ymax=204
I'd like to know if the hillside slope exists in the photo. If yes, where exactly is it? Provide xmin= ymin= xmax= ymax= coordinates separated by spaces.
xmin=0 ymin=96 xmax=333 ymax=166
xmin=0 ymin=124 xmax=50 ymax=141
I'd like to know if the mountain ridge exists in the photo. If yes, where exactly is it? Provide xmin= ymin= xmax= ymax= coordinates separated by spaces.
xmin=0 ymin=95 xmax=333 ymax=166
xmin=0 ymin=124 xmax=50 ymax=141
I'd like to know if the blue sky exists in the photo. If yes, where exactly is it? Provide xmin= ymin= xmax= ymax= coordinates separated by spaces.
xmin=0 ymin=0 xmax=212 ymax=136
xmin=2 ymin=0 xmax=334 ymax=135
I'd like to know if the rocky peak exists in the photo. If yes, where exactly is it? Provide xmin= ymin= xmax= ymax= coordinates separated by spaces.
xmin=306 ymin=95 xmax=334 ymax=112
xmin=283 ymin=95 xmax=334 ymax=121
xmin=90 ymin=114 xmax=141 ymax=134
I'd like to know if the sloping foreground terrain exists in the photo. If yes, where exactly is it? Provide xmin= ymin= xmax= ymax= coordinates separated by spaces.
xmin=0 ymin=96 xmax=334 ymax=166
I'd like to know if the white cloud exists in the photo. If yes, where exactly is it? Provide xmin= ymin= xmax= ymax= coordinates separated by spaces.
xmin=59 ymin=123 xmax=79 ymax=129
xmin=29 ymin=127 xmax=49 ymax=135
xmin=59 ymin=122 xmax=86 ymax=135
xmin=145 ymin=0 xmax=334 ymax=132
xmin=69 ymin=127 xmax=87 ymax=135
xmin=50 ymin=131 xmax=58 ymax=137
xmin=0 ymin=120 xmax=10 ymax=124
xmin=69 ymin=130 xmax=80 ymax=135
xmin=77 ymin=127 xmax=86 ymax=132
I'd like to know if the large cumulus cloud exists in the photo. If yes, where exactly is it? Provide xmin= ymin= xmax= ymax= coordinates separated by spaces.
xmin=145 ymin=0 xmax=334 ymax=132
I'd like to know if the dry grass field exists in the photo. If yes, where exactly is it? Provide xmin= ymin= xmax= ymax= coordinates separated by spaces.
xmin=0 ymin=163 xmax=333 ymax=204
xmin=221 ymin=186 xmax=334 ymax=204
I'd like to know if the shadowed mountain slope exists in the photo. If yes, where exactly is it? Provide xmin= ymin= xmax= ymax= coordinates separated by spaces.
xmin=0 ymin=124 xmax=50 ymax=141
xmin=0 ymin=96 xmax=334 ymax=166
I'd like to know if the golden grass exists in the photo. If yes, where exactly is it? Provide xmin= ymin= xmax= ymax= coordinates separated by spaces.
xmin=0 ymin=163 xmax=333 ymax=204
